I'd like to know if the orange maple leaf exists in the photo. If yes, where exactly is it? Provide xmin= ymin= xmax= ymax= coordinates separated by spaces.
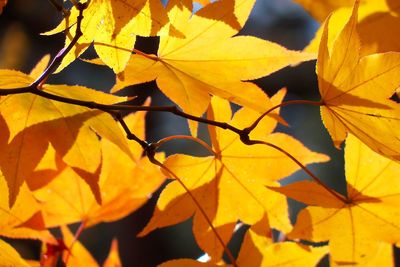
xmin=159 ymin=216 xmax=328 ymax=266
xmin=58 ymin=226 xmax=122 ymax=267
xmin=0 ymin=58 xmax=132 ymax=206
xmin=0 ymin=175 xmax=54 ymax=243
xmin=140 ymin=91 xmax=329 ymax=261
xmin=103 ymin=239 xmax=122 ymax=267
xmin=33 ymin=112 xmax=165 ymax=228
xmin=237 ymin=226 xmax=328 ymax=267
xmin=271 ymin=134 xmax=400 ymax=266
xmin=61 ymin=225 xmax=98 ymax=267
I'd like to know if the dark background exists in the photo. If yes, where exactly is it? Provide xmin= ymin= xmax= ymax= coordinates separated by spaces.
xmin=0 ymin=1 xmax=347 ymax=266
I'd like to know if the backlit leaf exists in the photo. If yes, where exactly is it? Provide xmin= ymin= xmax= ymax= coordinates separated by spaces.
xmin=0 ymin=239 xmax=30 ymax=267
xmin=140 ymin=92 xmax=329 ymax=261
xmin=272 ymin=134 xmax=400 ymax=266
xmin=34 ymin=112 xmax=165 ymax=228
xmin=316 ymin=1 xmax=400 ymax=161
xmin=113 ymin=0 xmax=314 ymax=134
xmin=0 ymin=66 xmax=131 ymax=206
xmin=0 ymin=170 xmax=54 ymax=243
xmin=61 ymin=225 xmax=98 ymax=267
xmin=304 ymin=0 xmax=400 ymax=56
xmin=46 ymin=0 xmax=170 ymax=73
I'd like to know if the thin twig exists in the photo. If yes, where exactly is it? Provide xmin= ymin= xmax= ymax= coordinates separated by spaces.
xmin=145 ymin=153 xmax=238 ymax=267
xmin=0 ymin=1 xmax=342 ymax=259
xmin=114 ymin=113 xmax=149 ymax=149
xmin=47 ymin=0 xmax=69 ymax=17
xmin=31 ymin=2 xmax=87 ymax=88
xmin=154 ymin=135 xmax=216 ymax=156
xmin=245 ymin=139 xmax=348 ymax=203
xmin=0 ymin=85 xmax=338 ymax=203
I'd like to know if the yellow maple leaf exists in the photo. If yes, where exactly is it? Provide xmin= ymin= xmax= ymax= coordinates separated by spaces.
xmin=139 ymin=92 xmax=329 ymax=261
xmin=304 ymin=0 xmax=400 ymax=56
xmin=316 ymin=0 xmax=400 ymax=161
xmin=0 ymin=239 xmax=30 ymax=267
xmin=46 ymin=0 xmax=170 ymax=73
xmin=271 ymin=134 xmax=400 ymax=266
xmin=33 ymin=112 xmax=165 ymax=228
xmin=293 ymin=0 xmax=353 ymax=22
xmin=159 ymin=215 xmax=328 ymax=266
xmin=237 ymin=231 xmax=328 ymax=267
xmin=113 ymin=0 xmax=314 ymax=134
xmin=0 ymin=63 xmax=131 ymax=206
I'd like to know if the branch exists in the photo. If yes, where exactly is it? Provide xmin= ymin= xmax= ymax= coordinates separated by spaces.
xmin=244 ymin=139 xmax=348 ymax=203
xmin=0 ymin=1 xmax=342 ymax=254
xmin=32 ymin=1 xmax=88 ymax=88
xmin=47 ymin=0 xmax=69 ymax=17
xmin=145 ymin=152 xmax=238 ymax=267
xmin=0 ymin=85 xmax=337 ymax=202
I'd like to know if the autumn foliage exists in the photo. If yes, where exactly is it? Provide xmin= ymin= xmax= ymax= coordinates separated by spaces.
xmin=0 ymin=0 xmax=400 ymax=266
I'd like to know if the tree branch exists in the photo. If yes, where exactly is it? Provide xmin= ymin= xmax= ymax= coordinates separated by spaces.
xmin=32 ymin=1 xmax=87 ymax=88
xmin=47 ymin=0 xmax=69 ymax=17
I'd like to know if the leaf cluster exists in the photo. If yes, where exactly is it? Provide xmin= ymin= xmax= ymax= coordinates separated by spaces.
xmin=1 ymin=0 xmax=400 ymax=266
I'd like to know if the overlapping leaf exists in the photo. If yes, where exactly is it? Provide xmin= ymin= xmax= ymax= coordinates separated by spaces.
xmin=33 ymin=112 xmax=165 ymax=228
xmin=302 ymin=0 xmax=400 ymax=56
xmin=113 ymin=0 xmax=314 ymax=134
xmin=316 ymin=0 xmax=400 ymax=161
xmin=0 ymin=171 xmax=54 ymax=243
xmin=272 ymin=134 xmax=400 ymax=266
xmin=61 ymin=225 xmax=99 ymax=267
xmin=57 ymin=226 xmax=122 ymax=267
xmin=159 ymin=215 xmax=328 ymax=266
xmin=237 ymin=232 xmax=328 ymax=266
xmin=46 ymin=0 xmax=171 ymax=73
xmin=0 ymin=239 xmax=31 ymax=267
xmin=0 ymin=62 xmax=132 ymax=206
xmin=140 ymin=92 xmax=329 ymax=261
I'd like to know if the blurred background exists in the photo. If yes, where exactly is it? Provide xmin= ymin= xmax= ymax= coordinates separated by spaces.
xmin=0 ymin=0 xmax=347 ymax=266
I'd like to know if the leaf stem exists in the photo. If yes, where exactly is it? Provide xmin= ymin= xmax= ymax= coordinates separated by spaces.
xmin=132 ymin=48 xmax=159 ymax=60
xmin=63 ymin=221 xmax=86 ymax=265
xmin=0 ymin=86 xmax=336 ymax=205
xmin=246 ymin=139 xmax=348 ymax=203
xmin=146 ymin=154 xmax=238 ymax=267
xmin=243 ymin=99 xmax=323 ymax=134
xmin=154 ymin=135 xmax=216 ymax=156
xmin=114 ymin=113 xmax=149 ymax=149
xmin=31 ymin=1 xmax=87 ymax=88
